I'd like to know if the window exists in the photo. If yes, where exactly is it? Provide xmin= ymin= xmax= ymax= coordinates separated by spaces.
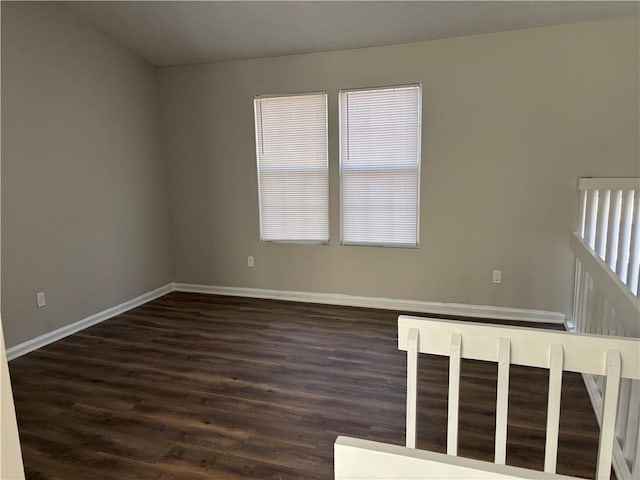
xmin=254 ymin=93 xmax=329 ymax=242
xmin=340 ymin=85 xmax=422 ymax=247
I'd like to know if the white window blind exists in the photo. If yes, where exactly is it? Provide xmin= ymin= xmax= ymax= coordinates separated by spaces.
xmin=254 ymin=93 xmax=329 ymax=242
xmin=340 ymin=85 xmax=422 ymax=246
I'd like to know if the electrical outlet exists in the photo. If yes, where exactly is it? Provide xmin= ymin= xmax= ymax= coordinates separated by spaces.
xmin=247 ymin=256 xmax=255 ymax=268
xmin=36 ymin=291 xmax=46 ymax=308
xmin=492 ymin=270 xmax=502 ymax=284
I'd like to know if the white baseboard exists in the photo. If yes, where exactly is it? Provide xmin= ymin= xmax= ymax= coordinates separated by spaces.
xmin=581 ymin=372 xmax=630 ymax=480
xmin=7 ymin=282 xmax=565 ymax=361
xmin=6 ymin=283 xmax=175 ymax=361
xmin=173 ymin=283 xmax=565 ymax=324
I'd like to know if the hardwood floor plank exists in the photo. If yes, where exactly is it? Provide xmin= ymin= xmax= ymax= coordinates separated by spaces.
xmin=9 ymin=292 xmax=601 ymax=479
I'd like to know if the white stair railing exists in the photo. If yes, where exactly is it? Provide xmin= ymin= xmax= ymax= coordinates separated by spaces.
xmin=572 ymin=177 xmax=640 ymax=480
xmin=577 ymin=178 xmax=640 ymax=295
xmin=397 ymin=316 xmax=639 ymax=480
xmin=335 ymin=316 xmax=639 ymax=480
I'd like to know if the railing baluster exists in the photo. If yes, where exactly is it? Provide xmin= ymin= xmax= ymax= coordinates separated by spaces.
xmin=596 ymin=350 xmax=622 ymax=480
xmin=602 ymin=297 xmax=611 ymax=336
xmin=605 ymin=190 xmax=622 ymax=269
xmin=596 ymin=377 xmax=605 ymax=396
xmin=584 ymin=275 xmax=591 ymax=334
xmin=585 ymin=189 xmax=599 ymax=248
xmin=578 ymin=189 xmax=588 ymax=237
xmin=495 ymin=337 xmax=510 ymax=465
xmin=608 ymin=304 xmax=617 ymax=336
xmin=616 ymin=190 xmax=635 ymax=283
xmin=579 ymin=270 xmax=591 ymax=334
xmin=581 ymin=269 xmax=589 ymax=333
xmin=544 ymin=344 xmax=563 ymax=473
xmin=628 ymin=190 xmax=640 ymax=295
xmin=624 ymin=380 xmax=640 ymax=465
xmin=447 ymin=333 xmax=462 ymax=456
xmin=585 ymin=274 xmax=595 ymax=334
xmin=405 ymin=328 xmax=419 ymax=449
xmin=595 ymin=189 xmax=611 ymax=259
xmin=573 ymin=260 xmax=583 ymax=332
xmin=633 ymin=419 xmax=640 ymax=480
xmin=616 ymin=378 xmax=631 ymax=444
xmin=597 ymin=294 xmax=608 ymax=397
xmin=592 ymin=281 xmax=600 ymax=334
xmin=607 ymin=308 xmax=622 ymax=337
xmin=595 ymin=294 xmax=608 ymax=397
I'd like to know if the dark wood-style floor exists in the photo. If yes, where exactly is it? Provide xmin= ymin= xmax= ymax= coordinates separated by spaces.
xmin=9 ymin=292 xmax=603 ymax=479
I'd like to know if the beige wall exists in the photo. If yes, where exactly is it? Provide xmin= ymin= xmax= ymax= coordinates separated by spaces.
xmin=159 ymin=18 xmax=639 ymax=316
xmin=1 ymin=5 xmax=25 ymax=477
xmin=1 ymin=2 xmax=173 ymax=348
xmin=1 ymin=10 xmax=638 ymax=352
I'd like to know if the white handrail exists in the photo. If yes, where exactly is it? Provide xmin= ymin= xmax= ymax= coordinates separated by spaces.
xmin=398 ymin=317 xmax=639 ymax=377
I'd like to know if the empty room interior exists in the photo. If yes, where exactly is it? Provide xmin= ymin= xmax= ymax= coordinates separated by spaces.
xmin=1 ymin=1 xmax=639 ymax=479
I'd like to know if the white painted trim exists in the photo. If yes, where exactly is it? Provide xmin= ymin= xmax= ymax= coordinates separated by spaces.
xmin=173 ymin=283 xmax=565 ymax=324
xmin=6 ymin=283 xmax=175 ymax=361
xmin=581 ymin=372 xmax=631 ymax=480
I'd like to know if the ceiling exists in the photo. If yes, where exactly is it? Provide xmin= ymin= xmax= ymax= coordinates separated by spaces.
xmin=63 ymin=1 xmax=639 ymax=67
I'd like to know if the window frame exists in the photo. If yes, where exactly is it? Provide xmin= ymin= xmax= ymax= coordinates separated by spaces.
xmin=254 ymin=91 xmax=330 ymax=245
xmin=338 ymin=83 xmax=423 ymax=248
